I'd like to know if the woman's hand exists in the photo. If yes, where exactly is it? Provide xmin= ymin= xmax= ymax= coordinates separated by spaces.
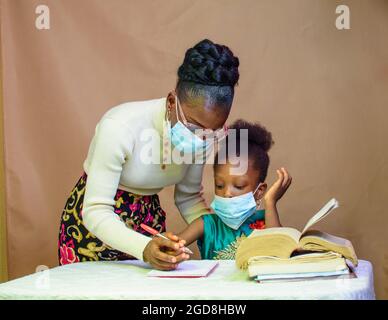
xmin=264 ymin=167 xmax=292 ymax=205
xmin=142 ymin=231 xmax=190 ymax=270
xmin=161 ymin=231 xmax=189 ymax=255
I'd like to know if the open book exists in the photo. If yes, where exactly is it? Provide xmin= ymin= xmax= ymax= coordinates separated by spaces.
xmin=235 ymin=198 xmax=358 ymax=269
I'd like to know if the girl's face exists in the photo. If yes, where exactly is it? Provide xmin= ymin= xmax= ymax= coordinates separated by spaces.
xmin=214 ymin=156 xmax=267 ymax=200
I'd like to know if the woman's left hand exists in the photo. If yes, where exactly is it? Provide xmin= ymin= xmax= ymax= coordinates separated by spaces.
xmin=161 ymin=232 xmax=189 ymax=257
xmin=142 ymin=234 xmax=189 ymax=270
xmin=162 ymin=231 xmax=186 ymax=254
xmin=264 ymin=167 xmax=292 ymax=205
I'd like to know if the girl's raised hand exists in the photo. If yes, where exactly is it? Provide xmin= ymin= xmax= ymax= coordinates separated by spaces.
xmin=264 ymin=167 xmax=292 ymax=204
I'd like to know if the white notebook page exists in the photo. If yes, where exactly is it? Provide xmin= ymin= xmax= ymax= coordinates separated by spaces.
xmin=147 ymin=260 xmax=219 ymax=278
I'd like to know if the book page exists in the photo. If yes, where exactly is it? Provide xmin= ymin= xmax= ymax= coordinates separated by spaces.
xmin=147 ymin=260 xmax=219 ymax=278
xmin=301 ymin=198 xmax=339 ymax=235
xmin=299 ymin=230 xmax=358 ymax=266
xmin=249 ymin=227 xmax=301 ymax=243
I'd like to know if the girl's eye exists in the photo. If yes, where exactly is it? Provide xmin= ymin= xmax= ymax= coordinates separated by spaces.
xmin=235 ymin=186 xmax=245 ymax=190
xmin=216 ymin=185 xmax=224 ymax=190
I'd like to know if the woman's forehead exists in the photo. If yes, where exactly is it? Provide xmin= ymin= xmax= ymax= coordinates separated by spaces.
xmin=182 ymin=99 xmax=230 ymax=130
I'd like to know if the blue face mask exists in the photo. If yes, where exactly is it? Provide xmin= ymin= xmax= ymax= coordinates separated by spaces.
xmin=167 ymin=96 xmax=210 ymax=155
xmin=170 ymin=121 xmax=209 ymax=154
xmin=210 ymin=184 xmax=261 ymax=230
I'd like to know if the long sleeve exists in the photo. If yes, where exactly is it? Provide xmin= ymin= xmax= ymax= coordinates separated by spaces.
xmin=82 ymin=118 xmax=151 ymax=261
xmin=174 ymin=163 xmax=211 ymax=224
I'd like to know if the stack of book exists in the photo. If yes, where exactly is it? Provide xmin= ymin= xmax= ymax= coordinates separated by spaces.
xmin=235 ymin=198 xmax=358 ymax=283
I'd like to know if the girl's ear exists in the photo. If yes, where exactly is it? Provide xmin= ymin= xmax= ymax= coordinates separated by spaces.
xmin=255 ymin=182 xmax=267 ymax=201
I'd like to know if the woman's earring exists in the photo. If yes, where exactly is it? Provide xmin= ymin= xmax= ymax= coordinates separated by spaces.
xmin=162 ymin=103 xmax=173 ymax=170
xmin=165 ymin=104 xmax=170 ymax=120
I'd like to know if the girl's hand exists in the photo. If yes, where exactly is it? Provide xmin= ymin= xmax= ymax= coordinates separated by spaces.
xmin=264 ymin=167 xmax=292 ymax=205
xmin=142 ymin=231 xmax=189 ymax=271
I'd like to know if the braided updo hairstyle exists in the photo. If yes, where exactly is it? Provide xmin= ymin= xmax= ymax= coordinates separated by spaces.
xmin=176 ymin=39 xmax=240 ymax=110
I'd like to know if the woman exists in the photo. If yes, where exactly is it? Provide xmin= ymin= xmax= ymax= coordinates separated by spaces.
xmin=58 ymin=39 xmax=240 ymax=271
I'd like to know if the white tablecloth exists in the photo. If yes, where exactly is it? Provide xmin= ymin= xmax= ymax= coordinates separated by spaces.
xmin=0 ymin=259 xmax=375 ymax=300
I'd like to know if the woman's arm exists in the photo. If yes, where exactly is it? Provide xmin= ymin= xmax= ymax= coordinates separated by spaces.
xmin=263 ymin=167 xmax=292 ymax=228
xmin=82 ymin=118 xmax=150 ymax=260
xmin=82 ymin=118 xmax=185 ymax=269
xmin=176 ymin=217 xmax=204 ymax=246
xmin=174 ymin=164 xmax=211 ymax=224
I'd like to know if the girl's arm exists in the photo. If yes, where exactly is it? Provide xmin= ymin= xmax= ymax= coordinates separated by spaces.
xmin=176 ymin=216 xmax=205 ymax=246
xmin=263 ymin=167 xmax=292 ymax=228
xmin=263 ymin=200 xmax=282 ymax=227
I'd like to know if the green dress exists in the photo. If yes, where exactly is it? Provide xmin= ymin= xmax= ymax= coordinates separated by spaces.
xmin=197 ymin=209 xmax=265 ymax=260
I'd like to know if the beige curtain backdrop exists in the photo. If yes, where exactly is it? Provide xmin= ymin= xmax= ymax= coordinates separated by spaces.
xmin=0 ymin=0 xmax=387 ymax=298
xmin=0 ymin=16 xmax=8 ymax=283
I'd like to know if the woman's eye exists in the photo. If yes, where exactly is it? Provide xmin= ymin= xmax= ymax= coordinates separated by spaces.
xmin=235 ymin=186 xmax=245 ymax=190
xmin=216 ymin=185 xmax=223 ymax=189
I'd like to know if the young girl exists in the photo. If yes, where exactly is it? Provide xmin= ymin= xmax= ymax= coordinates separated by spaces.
xmin=173 ymin=119 xmax=292 ymax=260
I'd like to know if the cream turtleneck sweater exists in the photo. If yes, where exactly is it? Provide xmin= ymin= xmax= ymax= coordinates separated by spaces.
xmin=82 ymin=97 xmax=209 ymax=261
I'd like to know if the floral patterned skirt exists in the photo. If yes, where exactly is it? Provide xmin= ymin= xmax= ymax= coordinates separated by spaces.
xmin=58 ymin=171 xmax=166 ymax=265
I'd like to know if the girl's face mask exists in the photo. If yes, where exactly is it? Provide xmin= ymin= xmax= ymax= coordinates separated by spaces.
xmin=210 ymin=183 xmax=262 ymax=230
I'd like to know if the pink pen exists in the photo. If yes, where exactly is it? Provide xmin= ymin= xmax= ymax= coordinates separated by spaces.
xmin=140 ymin=223 xmax=193 ymax=255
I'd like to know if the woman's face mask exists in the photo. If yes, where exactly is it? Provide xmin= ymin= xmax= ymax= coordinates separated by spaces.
xmin=210 ymin=183 xmax=262 ymax=230
xmin=167 ymin=95 xmax=210 ymax=155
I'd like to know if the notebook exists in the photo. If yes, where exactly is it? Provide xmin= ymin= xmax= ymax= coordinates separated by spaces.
xmin=247 ymin=251 xmax=349 ymax=277
xmin=256 ymin=270 xmax=357 ymax=283
xmin=255 ymin=268 xmax=350 ymax=281
xmin=147 ymin=260 xmax=219 ymax=278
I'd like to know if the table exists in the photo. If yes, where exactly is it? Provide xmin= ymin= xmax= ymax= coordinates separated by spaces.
xmin=0 ymin=260 xmax=375 ymax=300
